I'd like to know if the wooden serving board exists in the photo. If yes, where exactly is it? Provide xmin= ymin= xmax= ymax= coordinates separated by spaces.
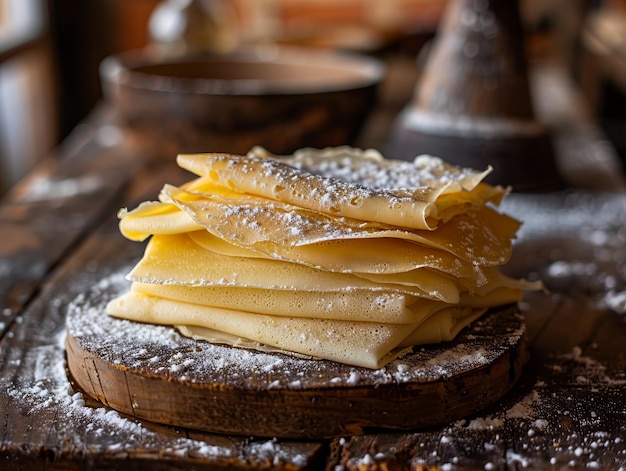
xmin=65 ymin=271 xmax=528 ymax=439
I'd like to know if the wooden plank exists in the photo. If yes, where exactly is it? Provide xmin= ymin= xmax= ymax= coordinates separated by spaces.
xmin=584 ymin=308 xmax=626 ymax=372
xmin=0 ymin=217 xmax=325 ymax=470
xmin=0 ymin=111 xmax=194 ymax=340
xmin=330 ymin=427 xmax=507 ymax=470
xmin=0 ymin=143 xmax=141 ymax=339
xmin=326 ymin=288 xmax=626 ymax=470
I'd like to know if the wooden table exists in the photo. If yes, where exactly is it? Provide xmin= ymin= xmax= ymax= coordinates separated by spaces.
xmin=1 ymin=60 xmax=626 ymax=470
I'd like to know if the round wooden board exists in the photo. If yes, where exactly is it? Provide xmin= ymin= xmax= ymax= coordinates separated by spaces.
xmin=65 ymin=271 xmax=528 ymax=439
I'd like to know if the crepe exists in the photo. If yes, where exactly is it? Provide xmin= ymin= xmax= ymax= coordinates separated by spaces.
xmin=107 ymin=146 xmax=539 ymax=369
xmin=175 ymin=147 xmax=504 ymax=230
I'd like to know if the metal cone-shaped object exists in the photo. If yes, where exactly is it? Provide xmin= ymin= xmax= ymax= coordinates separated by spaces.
xmin=388 ymin=0 xmax=561 ymax=190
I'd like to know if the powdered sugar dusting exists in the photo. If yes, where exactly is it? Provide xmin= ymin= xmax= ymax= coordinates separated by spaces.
xmin=66 ymin=270 xmax=525 ymax=389
xmin=504 ymin=191 xmax=626 ymax=317
xmin=2 ymin=335 xmax=237 ymax=460
xmin=283 ymin=147 xmax=484 ymax=190
xmin=337 ymin=348 xmax=626 ymax=470
xmin=0 ymin=268 xmax=317 ymax=466
xmin=3 ymin=356 xmax=315 ymax=467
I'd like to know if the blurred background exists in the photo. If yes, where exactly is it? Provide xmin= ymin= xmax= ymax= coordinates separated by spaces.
xmin=0 ymin=0 xmax=625 ymax=195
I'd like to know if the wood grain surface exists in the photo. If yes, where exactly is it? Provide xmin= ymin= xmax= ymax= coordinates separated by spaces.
xmin=2 ymin=61 xmax=626 ymax=470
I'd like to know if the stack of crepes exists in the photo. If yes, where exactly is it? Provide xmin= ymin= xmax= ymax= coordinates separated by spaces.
xmin=107 ymin=146 xmax=539 ymax=369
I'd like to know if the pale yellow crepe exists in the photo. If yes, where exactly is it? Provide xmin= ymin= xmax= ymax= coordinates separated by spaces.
xmin=108 ymin=146 xmax=538 ymax=369
xmin=399 ymin=307 xmax=486 ymax=346
xmin=121 ymin=205 xmax=490 ymax=282
xmin=253 ymin=145 xmax=510 ymax=225
xmin=176 ymin=149 xmax=505 ymax=230
xmin=107 ymin=291 xmax=491 ymax=369
xmin=127 ymin=234 xmax=462 ymax=303
xmin=159 ymin=184 xmax=518 ymax=266
xmin=186 ymin=230 xmax=486 ymax=284
xmin=130 ymin=282 xmax=437 ymax=324
xmin=118 ymin=201 xmax=202 ymax=241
